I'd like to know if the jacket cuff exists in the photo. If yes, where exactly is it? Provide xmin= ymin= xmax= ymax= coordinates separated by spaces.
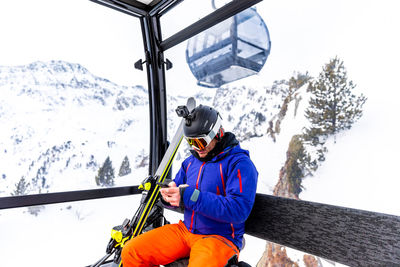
xmin=179 ymin=186 xmax=187 ymax=210
xmin=182 ymin=186 xmax=200 ymax=209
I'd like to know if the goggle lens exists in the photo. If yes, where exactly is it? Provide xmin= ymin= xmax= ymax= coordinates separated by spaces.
xmin=186 ymin=137 xmax=208 ymax=150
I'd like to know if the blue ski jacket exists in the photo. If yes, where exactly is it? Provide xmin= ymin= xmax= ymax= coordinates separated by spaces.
xmin=173 ymin=137 xmax=258 ymax=249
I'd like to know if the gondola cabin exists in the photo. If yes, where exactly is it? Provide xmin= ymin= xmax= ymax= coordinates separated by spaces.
xmin=186 ymin=7 xmax=271 ymax=88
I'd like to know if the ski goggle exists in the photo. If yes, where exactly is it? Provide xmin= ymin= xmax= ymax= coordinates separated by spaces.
xmin=185 ymin=116 xmax=222 ymax=150
xmin=185 ymin=135 xmax=213 ymax=150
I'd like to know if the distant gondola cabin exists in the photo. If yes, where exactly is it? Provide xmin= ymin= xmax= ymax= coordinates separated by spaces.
xmin=186 ymin=7 xmax=271 ymax=88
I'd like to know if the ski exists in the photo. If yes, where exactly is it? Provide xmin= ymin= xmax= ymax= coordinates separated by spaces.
xmin=90 ymin=97 xmax=196 ymax=267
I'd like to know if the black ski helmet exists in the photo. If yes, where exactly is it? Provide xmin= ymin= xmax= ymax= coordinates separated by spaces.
xmin=183 ymin=105 xmax=222 ymax=138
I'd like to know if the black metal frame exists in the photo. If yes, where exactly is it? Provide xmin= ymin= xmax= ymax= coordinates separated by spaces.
xmin=0 ymin=186 xmax=141 ymax=210
xmin=160 ymin=0 xmax=262 ymax=51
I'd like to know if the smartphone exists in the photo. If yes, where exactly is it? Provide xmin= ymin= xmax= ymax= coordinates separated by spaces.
xmin=157 ymin=180 xmax=171 ymax=188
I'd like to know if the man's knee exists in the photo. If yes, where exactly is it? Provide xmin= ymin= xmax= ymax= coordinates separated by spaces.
xmin=121 ymin=237 xmax=147 ymax=266
xmin=121 ymin=239 xmax=135 ymax=263
xmin=189 ymin=236 xmax=239 ymax=267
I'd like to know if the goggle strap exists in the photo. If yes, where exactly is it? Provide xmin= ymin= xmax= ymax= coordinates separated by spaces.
xmin=219 ymin=127 xmax=224 ymax=138
xmin=185 ymin=114 xmax=223 ymax=149
xmin=207 ymin=115 xmax=222 ymax=140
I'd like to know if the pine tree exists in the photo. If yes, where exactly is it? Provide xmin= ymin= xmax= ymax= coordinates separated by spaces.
xmin=285 ymin=135 xmax=316 ymax=195
xmin=12 ymin=176 xmax=30 ymax=196
xmin=288 ymin=71 xmax=311 ymax=91
xmin=95 ymin=156 xmax=115 ymax=187
xmin=305 ymin=57 xmax=367 ymax=141
xmin=118 ymin=155 xmax=131 ymax=177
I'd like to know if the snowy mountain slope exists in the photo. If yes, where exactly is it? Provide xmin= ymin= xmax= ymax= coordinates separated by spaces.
xmin=0 ymin=60 xmax=150 ymax=195
xmin=301 ymin=99 xmax=400 ymax=216
xmin=240 ymin=84 xmax=311 ymax=196
xmin=0 ymin=61 xmax=147 ymax=108
xmin=212 ymin=82 xmax=288 ymax=141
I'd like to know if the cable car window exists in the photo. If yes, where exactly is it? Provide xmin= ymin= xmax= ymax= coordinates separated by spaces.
xmin=237 ymin=8 xmax=269 ymax=50
xmin=185 ymin=7 xmax=271 ymax=88
xmin=0 ymin=195 xmax=143 ymax=266
xmin=0 ymin=1 xmax=148 ymax=196
xmin=165 ymin=1 xmax=400 ymax=265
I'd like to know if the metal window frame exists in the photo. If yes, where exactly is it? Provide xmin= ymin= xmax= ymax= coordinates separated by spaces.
xmin=0 ymin=186 xmax=141 ymax=210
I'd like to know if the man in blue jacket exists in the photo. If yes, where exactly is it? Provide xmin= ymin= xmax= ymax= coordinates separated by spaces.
xmin=122 ymin=104 xmax=258 ymax=267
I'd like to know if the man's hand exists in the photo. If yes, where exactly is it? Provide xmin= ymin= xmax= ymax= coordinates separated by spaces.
xmin=160 ymin=182 xmax=181 ymax=207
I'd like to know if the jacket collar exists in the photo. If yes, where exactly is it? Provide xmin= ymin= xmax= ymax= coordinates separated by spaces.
xmin=190 ymin=132 xmax=239 ymax=162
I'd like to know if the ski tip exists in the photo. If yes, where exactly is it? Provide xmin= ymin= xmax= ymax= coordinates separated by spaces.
xmin=186 ymin=97 xmax=196 ymax=111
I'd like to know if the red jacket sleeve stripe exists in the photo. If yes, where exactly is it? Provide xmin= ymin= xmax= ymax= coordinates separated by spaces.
xmin=219 ymin=163 xmax=226 ymax=195
xmin=237 ymin=169 xmax=243 ymax=193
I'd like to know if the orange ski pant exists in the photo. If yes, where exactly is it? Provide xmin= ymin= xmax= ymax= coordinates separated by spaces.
xmin=121 ymin=220 xmax=239 ymax=267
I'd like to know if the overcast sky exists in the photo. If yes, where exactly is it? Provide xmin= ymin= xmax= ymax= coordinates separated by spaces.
xmin=0 ymin=0 xmax=145 ymax=86
xmin=1 ymin=0 xmax=399 ymax=100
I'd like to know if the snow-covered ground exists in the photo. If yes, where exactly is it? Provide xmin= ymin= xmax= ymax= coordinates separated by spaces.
xmin=301 ymin=97 xmax=400 ymax=217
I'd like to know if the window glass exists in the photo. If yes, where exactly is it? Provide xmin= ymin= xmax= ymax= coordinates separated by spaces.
xmin=0 ymin=195 xmax=142 ymax=266
xmin=0 ymin=0 xmax=148 ymax=196
xmin=236 ymin=8 xmax=270 ymax=51
xmin=182 ymin=7 xmax=270 ymax=88
xmin=165 ymin=1 xmax=400 ymax=266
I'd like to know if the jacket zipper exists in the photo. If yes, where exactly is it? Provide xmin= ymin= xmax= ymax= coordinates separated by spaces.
xmin=189 ymin=162 xmax=205 ymax=232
